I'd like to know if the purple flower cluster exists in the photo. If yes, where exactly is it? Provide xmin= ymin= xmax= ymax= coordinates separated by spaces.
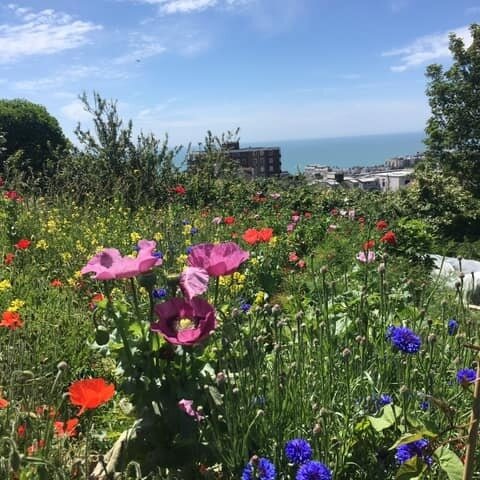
xmin=241 ymin=458 xmax=276 ymax=480
xmin=285 ymin=438 xmax=313 ymax=465
xmin=386 ymin=325 xmax=421 ymax=354
xmin=296 ymin=461 xmax=333 ymax=480
xmin=395 ymin=439 xmax=432 ymax=465
xmin=456 ymin=368 xmax=476 ymax=385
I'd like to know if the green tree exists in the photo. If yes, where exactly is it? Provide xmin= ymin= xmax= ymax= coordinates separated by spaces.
xmin=0 ymin=99 xmax=68 ymax=179
xmin=425 ymin=23 xmax=480 ymax=195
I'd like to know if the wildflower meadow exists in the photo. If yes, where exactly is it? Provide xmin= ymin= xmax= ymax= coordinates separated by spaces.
xmin=0 ymin=172 xmax=479 ymax=480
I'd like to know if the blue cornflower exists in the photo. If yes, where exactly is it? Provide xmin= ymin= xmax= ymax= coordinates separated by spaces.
xmin=240 ymin=302 xmax=252 ymax=313
xmin=153 ymin=251 xmax=163 ymax=259
xmin=419 ymin=400 xmax=430 ymax=411
xmin=378 ymin=394 xmax=393 ymax=406
xmin=386 ymin=325 xmax=421 ymax=354
xmin=152 ymin=288 xmax=167 ymax=299
xmin=448 ymin=319 xmax=459 ymax=335
xmin=285 ymin=438 xmax=313 ymax=465
xmin=182 ymin=220 xmax=190 ymax=225
xmin=296 ymin=460 xmax=332 ymax=480
xmin=241 ymin=458 xmax=276 ymax=480
xmin=395 ymin=439 xmax=431 ymax=465
xmin=456 ymin=368 xmax=477 ymax=385
xmin=186 ymin=246 xmax=193 ymax=255
xmin=190 ymin=227 xmax=198 ymax=235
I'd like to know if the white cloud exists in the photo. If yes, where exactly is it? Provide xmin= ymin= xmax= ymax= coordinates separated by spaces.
xmin=0 ymin=5 xmax=102 ymax=63
xmin=60 ymin=99 xmax=93 ymax=123
xmin=383 ymin=25 xmax=472 ymax=72
xmin=131 ymin=0 xmax=251 ymax=14
xmin=13 ymin=65 xmax=130 ymax=91
xmin=113 ymin=35 xmax=167 ymax=64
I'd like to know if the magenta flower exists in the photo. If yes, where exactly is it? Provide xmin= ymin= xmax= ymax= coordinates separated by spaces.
xmin=180 ymin=266 xmax=210 ymax=299
xmin=180 ymin=242 xmax=249 ymax=298
xmin=187 ymin=242 xmax=249 ymax=276
xmin=356 ymin=250 xmax=376 ymax=263
xmin=81 ymin=240 xmax=162 ymax=280
xmin=151 ymin=297 xmax=216 ymax=345
xmin=178 ymin=398 xmax=205 ymax=421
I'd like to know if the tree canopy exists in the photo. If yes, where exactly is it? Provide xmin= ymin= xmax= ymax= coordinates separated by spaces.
xmin=425 ymin=23 xmax=480 ymax=196
xmin=0 ymin=99 xmax=68 ymax=178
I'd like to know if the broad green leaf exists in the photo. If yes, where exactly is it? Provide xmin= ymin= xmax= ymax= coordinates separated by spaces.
xmin=395 ymin=457 xmax=426 ymax=479
xmin=434 ymin=446 xmax=464 ymax=480
xmin=390 ymin=433 xmax=425 ymax=450
xmin=367 ymin=404 xmax=402 ymax=432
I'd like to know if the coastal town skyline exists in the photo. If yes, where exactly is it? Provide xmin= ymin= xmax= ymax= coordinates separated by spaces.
xmin=0 ymin=1 xmax=478 ymax=146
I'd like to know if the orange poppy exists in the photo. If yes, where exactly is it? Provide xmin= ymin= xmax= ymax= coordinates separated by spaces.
xmin=68 ymin=378 xmax=115 ymax=415
xmin=0 ymin=397 xmax=9 ymax=409
xmin=50 ymin=279 xmax=63 ymax=287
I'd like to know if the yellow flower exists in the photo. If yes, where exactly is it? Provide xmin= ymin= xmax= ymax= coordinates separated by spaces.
xmin=270 ymin=236 xmax=277 ymax=245
xmin=76 ymin=241 xmax=86 ymax=254
xmin=183 ymin=225 xmax=191 ymax=236
xmin=36 ymin=239 xmax=49 ymax=250
xmin=250 ymin=258 xmax=259 ymax=266
xmin=46 ymin=219 xmax=57 ymax=233
xmin=153 ymin=232 xmax=163 ymax=241
xmin=61 ymin=252 xmax=72 ymax=262
xmin=130 ymin=232 xmax=142 ymax=244
xmin=254 ymin=291 xmax=267 ymax=306
xmin=7 ymin=299 xmax=25 ymax=312
xmin=0 ymin=280 xmax=12 ymax=291
xmin=177 ymin=254 xmax=188 ymax=265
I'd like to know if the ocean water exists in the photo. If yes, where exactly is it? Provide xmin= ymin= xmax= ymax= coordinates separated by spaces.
xmin=245 ymin=131 xmax=425 ymax=173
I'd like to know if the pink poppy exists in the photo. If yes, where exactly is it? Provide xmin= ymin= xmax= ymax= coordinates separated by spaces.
xmin=81 ymin=240 xmax=162 ymax=280
xmin=187 ymin=242 xmax=249 ymax=276
xmin=178 ymin=399 xmax=204 ymax=421
xmin=356 ymin=250 xmax=376 ymax=263
xmin=152 ymin=297 xmax=216 ymax=346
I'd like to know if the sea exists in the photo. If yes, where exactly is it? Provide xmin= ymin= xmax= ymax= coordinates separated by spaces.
xmin=244 ymin=131 xmax=425 ymax=174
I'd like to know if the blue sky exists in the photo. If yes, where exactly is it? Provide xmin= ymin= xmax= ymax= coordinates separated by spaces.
xmin=0 ymin=0 xmax=478 ymax=147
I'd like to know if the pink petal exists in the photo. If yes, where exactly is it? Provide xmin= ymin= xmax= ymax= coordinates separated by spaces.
xmin=180 ymin=267 xmax=209 ymax=299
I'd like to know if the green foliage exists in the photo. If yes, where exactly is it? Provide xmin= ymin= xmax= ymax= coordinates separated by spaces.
xmin=424 ymin=23 xmax=480 ymax=196
xmin=0 ymin=99 xmax=68 ymax=182
xmin=51 ymin=92 xmax=182 ymax=206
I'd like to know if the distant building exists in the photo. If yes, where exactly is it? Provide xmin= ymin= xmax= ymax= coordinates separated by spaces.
xmin=375 ymin=170 xmax=413 ymax=192
xmin=188 ymin=141 xmax=282 ymax=178
xmin=356 ymin=176 xmax=380 ymax=191
xmin=384 ymin=153 xmax=424 ymax=169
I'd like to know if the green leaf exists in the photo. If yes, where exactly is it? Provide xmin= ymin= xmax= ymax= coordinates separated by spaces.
xmin=367 ymin=404 xmax=402 ymax=432
xmin=395 ymin=457 xmax=426 ymax=479
xmin=434 ymin=446 xmax=464 ymax=480
xmin=390 ymin=433 xmax=426 ymax=450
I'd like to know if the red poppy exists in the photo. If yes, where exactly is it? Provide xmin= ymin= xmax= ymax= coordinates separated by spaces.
xmin=14 ymin=239 xmax=31 ymax=250
xmin=0 ymin=311 xmax=23 ymax=330
xmin=0 ymin=397 xmax=9 ymax=409
xmin=4 ymin=253 xmax=14 ymax=265
xmin=173 ymin=185 xmax=186 ymax=195
xmin=17 ymin=424 xmax=26 ymax=437
xmin=363 ymin=239 xmax=375 ymax=250
xmin=27 ymin=439 xmax=45 ymax=455
xmin=36 ymin=405 xmax=56 ymax=418
xmin=380 ymin=230 xmax=397 ymax=246
xmin=224 ymin=216 xmax=235 ymax=225
xmin=4 ymin=190 xmax=22 ymax=202
xmin=68 ymin=378 xmax=115 ymax=415
xmin=297 ymin=260 xmax=306 ymax=269
xmin=50 ymin=279 xmax=63 ymax=287
xmin=376 ymin=220 xmax=388 ymax=231
xmin=54 ymin=418 xmax=79 ymax=437
xmin=242 ymin=229 xmax=260 ymax=245
xmin=258 ymin=228 xmax=273 ymax=242
xmin=89 ymin=293 xmax=105 ymax=310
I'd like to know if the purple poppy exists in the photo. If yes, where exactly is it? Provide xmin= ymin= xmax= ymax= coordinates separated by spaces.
xmin=151 ymin=297 xmax=216 ymax=346
xmin=356 ymin=250 xmax=376 ymax=263
xmin=81 ymin=240 xmax=162 ymax=280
